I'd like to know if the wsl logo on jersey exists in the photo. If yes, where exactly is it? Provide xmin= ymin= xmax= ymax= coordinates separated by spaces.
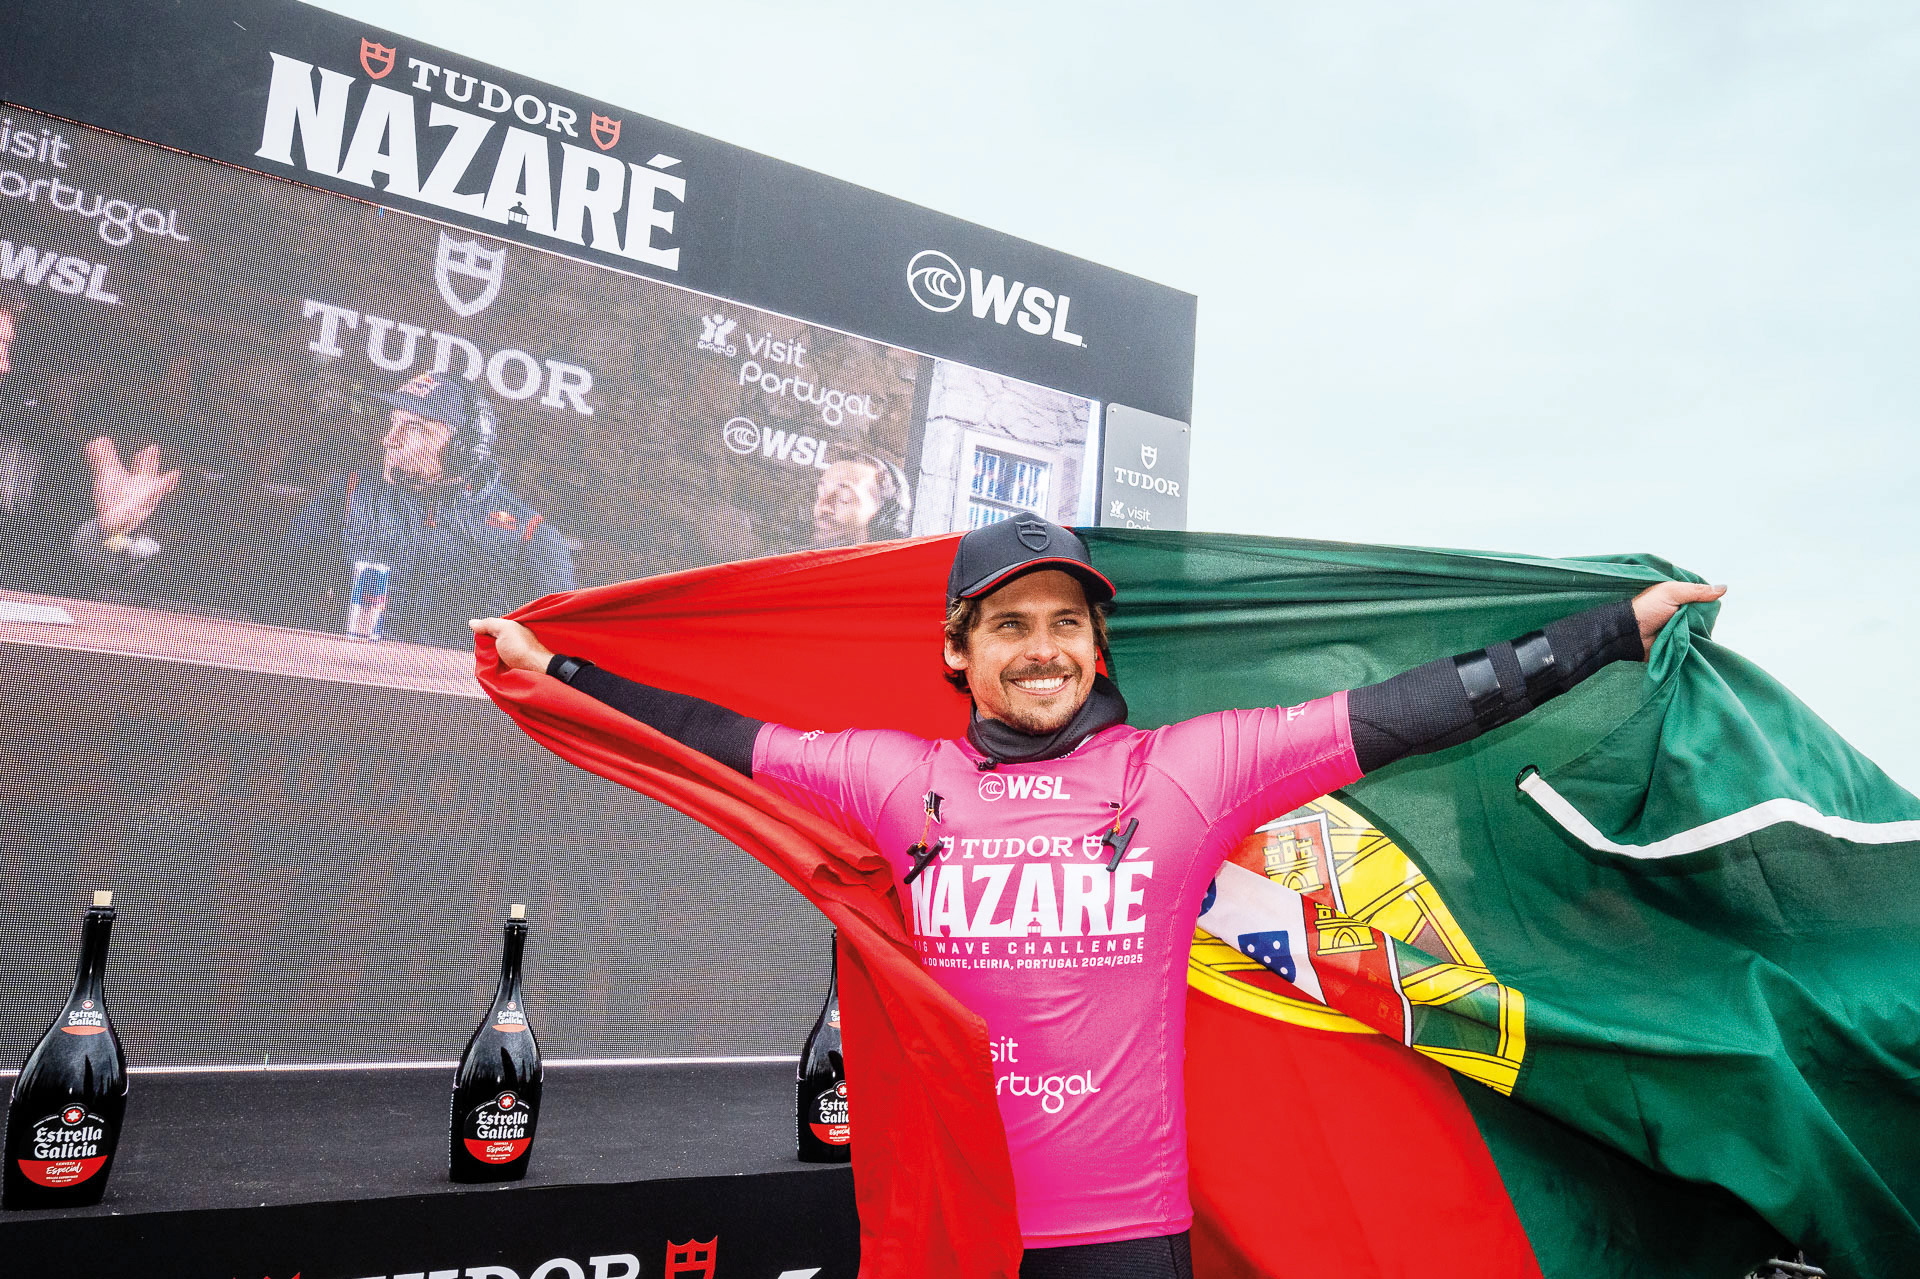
xmin=977 ymin=773 xmax=1074 ymax=802
xmin=906 ymin=249 xmax=1086 ymax=348
xmin=256 ymin=42 xmax=686 ymax=270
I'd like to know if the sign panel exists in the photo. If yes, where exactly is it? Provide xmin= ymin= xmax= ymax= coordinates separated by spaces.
xmin=1098 ymin=404 xmax=1191 ymax=530
xmin=0 ymin=0 xmax=1193 ymax=1067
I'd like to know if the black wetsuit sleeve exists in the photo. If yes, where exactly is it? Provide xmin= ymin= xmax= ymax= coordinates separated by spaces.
xmin=550 ymin=656 xmax=763 ymax=777
xmin=1347 ymin=600 xmax=1643 ymax=774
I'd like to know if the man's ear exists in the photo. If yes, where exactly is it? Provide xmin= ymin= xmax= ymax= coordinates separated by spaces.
xmin=943 ymin=641 xmax=968 ymax=671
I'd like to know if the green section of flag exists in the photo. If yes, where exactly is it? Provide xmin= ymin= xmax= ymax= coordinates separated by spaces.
xmin=1453 ymin=1077 xmax=1793 ymax=1275
xmin=1085 ymin=529 xmax=1920 ymax=1279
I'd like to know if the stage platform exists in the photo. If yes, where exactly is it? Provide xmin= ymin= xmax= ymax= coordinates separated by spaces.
xmin=0 ymin=1061 xmax=857 ymax=1278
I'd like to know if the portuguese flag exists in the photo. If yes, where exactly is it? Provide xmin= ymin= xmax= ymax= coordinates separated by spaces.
xmin=477 ymin=531 xmax=1920 ymax=1279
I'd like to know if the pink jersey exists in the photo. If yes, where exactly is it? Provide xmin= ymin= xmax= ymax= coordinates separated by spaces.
xmin=754 ymin=693 xmax=1362 ymax=1247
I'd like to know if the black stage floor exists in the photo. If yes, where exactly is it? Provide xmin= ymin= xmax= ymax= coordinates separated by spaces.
xmin=0 ymin=1062 xmax=859 ymax=1279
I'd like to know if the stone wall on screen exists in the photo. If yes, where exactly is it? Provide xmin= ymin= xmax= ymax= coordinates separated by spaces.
xmin=909 ymin=362 xmax=1091 ymax=536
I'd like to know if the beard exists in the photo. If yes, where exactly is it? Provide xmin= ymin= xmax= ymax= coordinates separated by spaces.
xmin=996 ymin=660 xmax=1088 ymax=734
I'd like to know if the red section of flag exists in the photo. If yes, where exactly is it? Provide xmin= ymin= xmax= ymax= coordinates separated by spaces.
xmin=1185 ymin=991 xmax=1541 ymax=1279
xmin=477 ymin=537 xmax=1019 ymax=1279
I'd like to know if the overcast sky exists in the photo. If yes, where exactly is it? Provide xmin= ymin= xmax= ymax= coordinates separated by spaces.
xmin=317 ymin=0 xmax=1920 ymax=786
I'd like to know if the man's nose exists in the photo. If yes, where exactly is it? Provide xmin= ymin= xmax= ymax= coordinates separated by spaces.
xmin=1024 ymin=631 xmax=1061 ymax=663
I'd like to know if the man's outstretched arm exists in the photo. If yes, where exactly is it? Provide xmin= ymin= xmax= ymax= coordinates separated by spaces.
xmin=472 ymin=617 xmax=762 ymax=775
xmin=1347 ymin=580 xmax=1726 ymax=773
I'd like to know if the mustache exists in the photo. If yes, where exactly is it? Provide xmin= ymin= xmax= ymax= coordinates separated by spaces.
xmin=1005 ymin=662 xmax=1078 ymax=682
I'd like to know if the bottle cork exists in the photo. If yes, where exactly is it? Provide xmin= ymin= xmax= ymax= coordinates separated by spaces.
xmin=509 ymin=903 xmax=526 ymax=920
xmin=92 ymin=890 xmax=113 ymax=908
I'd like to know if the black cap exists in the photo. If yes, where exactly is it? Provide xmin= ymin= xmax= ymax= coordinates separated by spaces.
xmin=376 ymin=371 xmax=474 ymax=429
xmin=947 ymin=516 xmax=1116 ymax=609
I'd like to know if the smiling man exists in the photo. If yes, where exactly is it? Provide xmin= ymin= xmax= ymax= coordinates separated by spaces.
xmin=473 ymin=514 xmax=1719 ymax=1279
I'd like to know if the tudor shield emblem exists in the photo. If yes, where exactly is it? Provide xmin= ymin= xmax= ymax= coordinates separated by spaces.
xmin=591 ymin=113 xmax=623 ymax=151
xmin=434 ymin=232 xmax=505 ymax=318
xmin=1140 ymin=444 xmax=1158 ymax=470
xmin=359 ymin=38 xmax=396 ymax=80
xmin=1015 ymin=517 xmax=1051 ymax=550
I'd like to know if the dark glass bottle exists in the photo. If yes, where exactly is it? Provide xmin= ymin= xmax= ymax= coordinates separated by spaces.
xmin=4 ymin=891 xmax=129 ymax=1209
xmin=796 ymin=932 xmax=850 ymax=1163
xmin=449 ymin=904 xmax=541 ymax=1183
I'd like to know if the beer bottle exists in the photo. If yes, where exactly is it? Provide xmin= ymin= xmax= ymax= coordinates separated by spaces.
xmin=3 ymin=891 xmax=129 ymax=1209
xmin=796 ymin=932 xmax=850 ymax=1163
xmin=449 ymin=904 xmax=542 ymax=1183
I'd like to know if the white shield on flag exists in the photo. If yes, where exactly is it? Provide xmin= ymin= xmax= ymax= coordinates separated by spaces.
xmin=434 ymin=231 xmax=505 ymax=318
xmin=1140 ymin=444 xmax=1158 ymax=470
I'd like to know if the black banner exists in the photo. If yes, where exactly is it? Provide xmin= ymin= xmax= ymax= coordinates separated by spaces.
xmin=1 ymin=1167 xmax=857 ymax=1279
xmin=0 ymin=0 xmax=1195 ymax=422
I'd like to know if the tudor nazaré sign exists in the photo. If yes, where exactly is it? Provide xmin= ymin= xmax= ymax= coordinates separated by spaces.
xmin=255 ymin=44 xmax=687 ymax=270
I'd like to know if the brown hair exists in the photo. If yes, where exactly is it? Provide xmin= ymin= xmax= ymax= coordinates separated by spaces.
xmin=942 ymin=589 xmax=1113 ymax=694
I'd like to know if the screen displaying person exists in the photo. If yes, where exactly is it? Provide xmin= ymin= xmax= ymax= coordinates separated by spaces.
xmin=285 ymin=372 xmax=574 ymax=648
xmin=810 ymin=448 xmax=910 ymax=547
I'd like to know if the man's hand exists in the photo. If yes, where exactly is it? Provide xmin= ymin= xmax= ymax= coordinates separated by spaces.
xmin=470 ymin=616 xmax=555 ymax=673
xmin=85 ymin=437 xmax=180 ymax=536
xmin=1630 ymin=581 xmax=1727 ymax=655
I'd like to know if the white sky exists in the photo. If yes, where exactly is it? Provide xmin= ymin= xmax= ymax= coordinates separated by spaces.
xmin=317 ymin=0 xmax=1920 ymax=786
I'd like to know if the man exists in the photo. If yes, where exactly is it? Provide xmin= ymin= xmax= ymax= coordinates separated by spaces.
xmin=811 ymin=448 xmax=910 ymax=547
xmin=473 ymin=516 xmax=1721 ymax=1279
xmin=0 ymin=292 xmax=173 ymax=598
xmin=288 ymin=371 xmax=574 ymax=648
xmin=0 ymin=288 xmax=84 ymax=593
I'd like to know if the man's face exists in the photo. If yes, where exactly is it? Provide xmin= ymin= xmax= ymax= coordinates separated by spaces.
xmin=944 ymin=569 xmax=1099 ymax=735
xmin=812 ymin=460 xmax=884 ymax=546
xmin=0 ymin=310 xmax=15 ymax=381
xmin=382 ymin=409 xmax=452 ymax=484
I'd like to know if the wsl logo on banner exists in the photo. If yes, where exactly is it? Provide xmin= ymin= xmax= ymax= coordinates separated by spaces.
xmin=256 ymin=38 xmax=687 ymax=270
xmin=721 ymin=417 xmax=835 ymax=470
xmin=906 ymin=249 xmax=1085 ymax=348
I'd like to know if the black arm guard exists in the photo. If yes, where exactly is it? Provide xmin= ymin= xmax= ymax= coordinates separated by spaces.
xmin=1348 ymin=600 xmax=1642 ymax=774
xmin=550 ymin=656 xmax=763 ymax=777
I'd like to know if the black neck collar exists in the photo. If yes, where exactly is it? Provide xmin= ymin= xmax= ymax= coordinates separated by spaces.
xmin=966 ymin=675 xmax=1129 ymax=766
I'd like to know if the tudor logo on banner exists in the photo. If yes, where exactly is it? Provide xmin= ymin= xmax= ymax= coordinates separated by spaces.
xmin=435 ymin=231 xmax=506 ymax=318
xmin=359 ymin=38 xmax=396 ymax=79
xmin=591 ymin=113 xmax=622 ymax=151
xmin=1140 ymin=444 xmax=1157 ymax=470
xmin=666 ymin=1238 xmax=718 ymax=1279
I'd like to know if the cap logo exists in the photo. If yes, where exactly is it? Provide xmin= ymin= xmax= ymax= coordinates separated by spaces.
xmin=397 ymin=372 xmax=440 ymax=398
xmin=1015 ymin=518 xmax=1051 ymax=551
